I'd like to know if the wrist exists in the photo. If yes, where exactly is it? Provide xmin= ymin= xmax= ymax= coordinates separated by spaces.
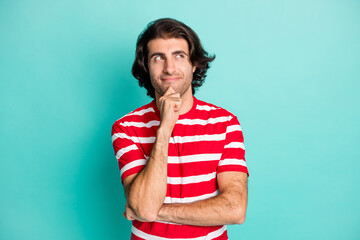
xmin=157 ymin=125 xmax=172 ymax=140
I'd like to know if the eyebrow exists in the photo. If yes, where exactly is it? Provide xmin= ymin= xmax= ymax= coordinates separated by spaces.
xmin=172 ymin=50 xmax=188 ymax=56
xmin=149 ymin=50 xmax=189 ymax=60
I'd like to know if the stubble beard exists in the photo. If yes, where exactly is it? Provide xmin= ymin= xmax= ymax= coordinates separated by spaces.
xmin=151 ymin=74 xmax=192 ymax=97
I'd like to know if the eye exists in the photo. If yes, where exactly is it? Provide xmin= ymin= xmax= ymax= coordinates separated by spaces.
xmin=175 ymin=54 xmax=184 ymax=59
xmin=154 ymin=56 xmax=163 ymax=62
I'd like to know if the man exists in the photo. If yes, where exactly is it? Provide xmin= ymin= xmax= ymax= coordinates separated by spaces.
xmin=112 ymin=18 xmax=249 ymax=240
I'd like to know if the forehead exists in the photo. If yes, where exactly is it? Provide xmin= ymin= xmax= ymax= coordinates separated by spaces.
xmin=147 ymin=38 xmax=189 ymax=55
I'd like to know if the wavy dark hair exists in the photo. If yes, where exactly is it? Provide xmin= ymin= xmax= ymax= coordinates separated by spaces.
xmin=131 ymin=18 xmax=215 ymax=98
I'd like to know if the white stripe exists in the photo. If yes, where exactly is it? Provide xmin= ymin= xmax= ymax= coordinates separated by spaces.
xmin=132 ymin=136 xmax=155 ymax=144
xmin=115 ymin=144 xmax=138 ymax=159
xmin=170 ymin=133 xmax=226 ymax=144
xmin=153 ymin=220 xmax=181 ymax=225
xmin=118 ymin=116 xmax=229 ymax=128
xmin=113 ymin=133 xmax=225 ymax=145
xmin=205 ymin=225 xmax=227 ymax=239
xmin=196 ymin=105 xmax=220 ymax=111
xmin=132 ymin=225 xmax=226 ymax=240
xmin=164 ymin=190 xmax=219 ymax=204
xmin=112 ymin=132 xmax=130 ymax=142
xmin=226 ymin=124 xmax=242 ymax=133
xmin=218 ymin=159 xmax=246 ymax=167
xmin=224 ymin=142 xmax=245 ymax=149
xmin=177 ymin=117 xmax=229 ymax=126
xmin=112 ymin=133 xmax=155 ymax=144
xmin=168 ymin=154 xmax=221 ymax=164
xmin=119 ymin=120 xmax=160 ymax=128
xmin=126 ymin=107 xmax=155 ymax=116
xmin=167 ymin=172 xmax=217 ymax=185
xmin=154 ymin=221 xmax=182 ymax=225
xmin=120 ymin=159 xmax=147 ymax=177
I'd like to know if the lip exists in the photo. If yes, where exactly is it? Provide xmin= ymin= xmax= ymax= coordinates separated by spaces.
xmin=161 ymin=77 xmax=180 ymax=82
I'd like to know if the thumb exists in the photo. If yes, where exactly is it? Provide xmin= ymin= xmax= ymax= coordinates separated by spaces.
xmin=165 ymin=87 xmax=176 ymax=95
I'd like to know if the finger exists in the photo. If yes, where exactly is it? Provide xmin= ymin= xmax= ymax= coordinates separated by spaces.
xmin=168 ymin=92 xmax=180 ymax=99
xmin=163 ymin=87 xmax=173 ymax=96
xmin=168 ymin=87 xmax=175 ymax=94
xmin=173 ymin=100 xmax=182 ymax=112
xmin=164 ymin=87 xmax=175 ymax=96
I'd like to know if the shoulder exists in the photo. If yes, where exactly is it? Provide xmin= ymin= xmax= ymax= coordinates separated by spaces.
xmin=112 ymin=101 xmax=156 ymax=129
xmin=195 ymin=98 xmax=237 ymax=120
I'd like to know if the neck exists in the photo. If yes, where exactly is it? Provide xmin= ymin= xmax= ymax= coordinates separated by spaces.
xmin=155 ymin=87 xmax=194 ymax=115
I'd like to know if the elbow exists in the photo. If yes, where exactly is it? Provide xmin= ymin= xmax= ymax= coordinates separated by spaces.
xmin=235 ymin=213 xmax=246 ymax=225
xmin=126 ymin=187 xmax=165 ymax=222
xmin=128 ymin=200 xmax=158 ymax=222
xmin=137 ymin=209 xmax=158 ymax=222
xmin=231 ymin=206 xmax=246 ymax=225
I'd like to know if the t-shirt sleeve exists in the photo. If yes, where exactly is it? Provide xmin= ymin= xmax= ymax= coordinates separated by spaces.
xmin=217 ymin=115 xmax=249 ymax=176
xmin=111 ymin=121 xmax=147 ymax=182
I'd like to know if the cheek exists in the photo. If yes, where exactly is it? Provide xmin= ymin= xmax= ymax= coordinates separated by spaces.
xmin=148 ymin=67 xmax=159 ymax=79
xmin=184 ymin=65 xmax=195 ymax=76
xmin=149 ymin=73 xmax=158 ymax=85
xmin=149 ymin=65 xmax=163 ymax=77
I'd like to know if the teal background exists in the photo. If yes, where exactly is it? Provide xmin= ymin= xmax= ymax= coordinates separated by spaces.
xmin=1 ymin=0 xmax=359 ymax=239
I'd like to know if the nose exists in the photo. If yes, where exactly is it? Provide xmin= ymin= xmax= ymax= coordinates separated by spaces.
xmin=164 ymin=58 xmax=176 ymax=74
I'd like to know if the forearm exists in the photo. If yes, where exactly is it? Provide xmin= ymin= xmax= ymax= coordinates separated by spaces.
xmin=157 ymin=191 xmax=247 ymax=226
xmin=127 ymin=127 xmax=171 ymax=221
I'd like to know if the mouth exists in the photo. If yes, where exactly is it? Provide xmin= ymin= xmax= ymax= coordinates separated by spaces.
xmin=161 ymin=77 xmax=181 ymax=82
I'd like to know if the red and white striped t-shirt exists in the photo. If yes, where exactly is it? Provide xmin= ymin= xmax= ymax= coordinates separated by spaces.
xmin=111 ymin=96 xmax=248 ymax=240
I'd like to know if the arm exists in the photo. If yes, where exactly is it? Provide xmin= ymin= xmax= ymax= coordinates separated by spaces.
xmin=156 ymin=171 xmax=248 ymax=226
xmin=123 ymin=127 xmax=170 ymax=222
xmin=123 ymin=87 xmax=181 ymax=222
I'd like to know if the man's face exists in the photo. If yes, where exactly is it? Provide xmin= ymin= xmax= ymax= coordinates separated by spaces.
xmin=147 ymin=38 xmax=196 ymax=97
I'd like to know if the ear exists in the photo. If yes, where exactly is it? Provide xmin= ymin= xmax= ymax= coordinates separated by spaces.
xmin=192 ymin=65 xmax=196 ymax=73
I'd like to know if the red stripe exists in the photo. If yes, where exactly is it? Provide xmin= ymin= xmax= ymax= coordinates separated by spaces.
xmin=217 ymin=165 xmax=248 ymax=175
xmin=225 ymin=131 xmax=244 ymax=142
xmin=167 ymin=178 xmax=217 ymax=198
xmin=221 ymin=149 xmax=245 ymax=160
xmin=121 ymin=166 xmax=145 ymax=181
xmin=168 ymin=161 xmax=219 ymax=177
xmin=135 ymin=140 xmax=227 ymax=158
xmin=114 ymin=121 xmax=231 ymax=137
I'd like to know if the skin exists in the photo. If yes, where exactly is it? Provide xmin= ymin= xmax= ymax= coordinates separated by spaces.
xmin=148 ymin=37 xmax=196 ymax=115
xmin=123 ymin=37 xmax=248 ymax=226
xmin=157 ymin=172 xmax=248 ymax=226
